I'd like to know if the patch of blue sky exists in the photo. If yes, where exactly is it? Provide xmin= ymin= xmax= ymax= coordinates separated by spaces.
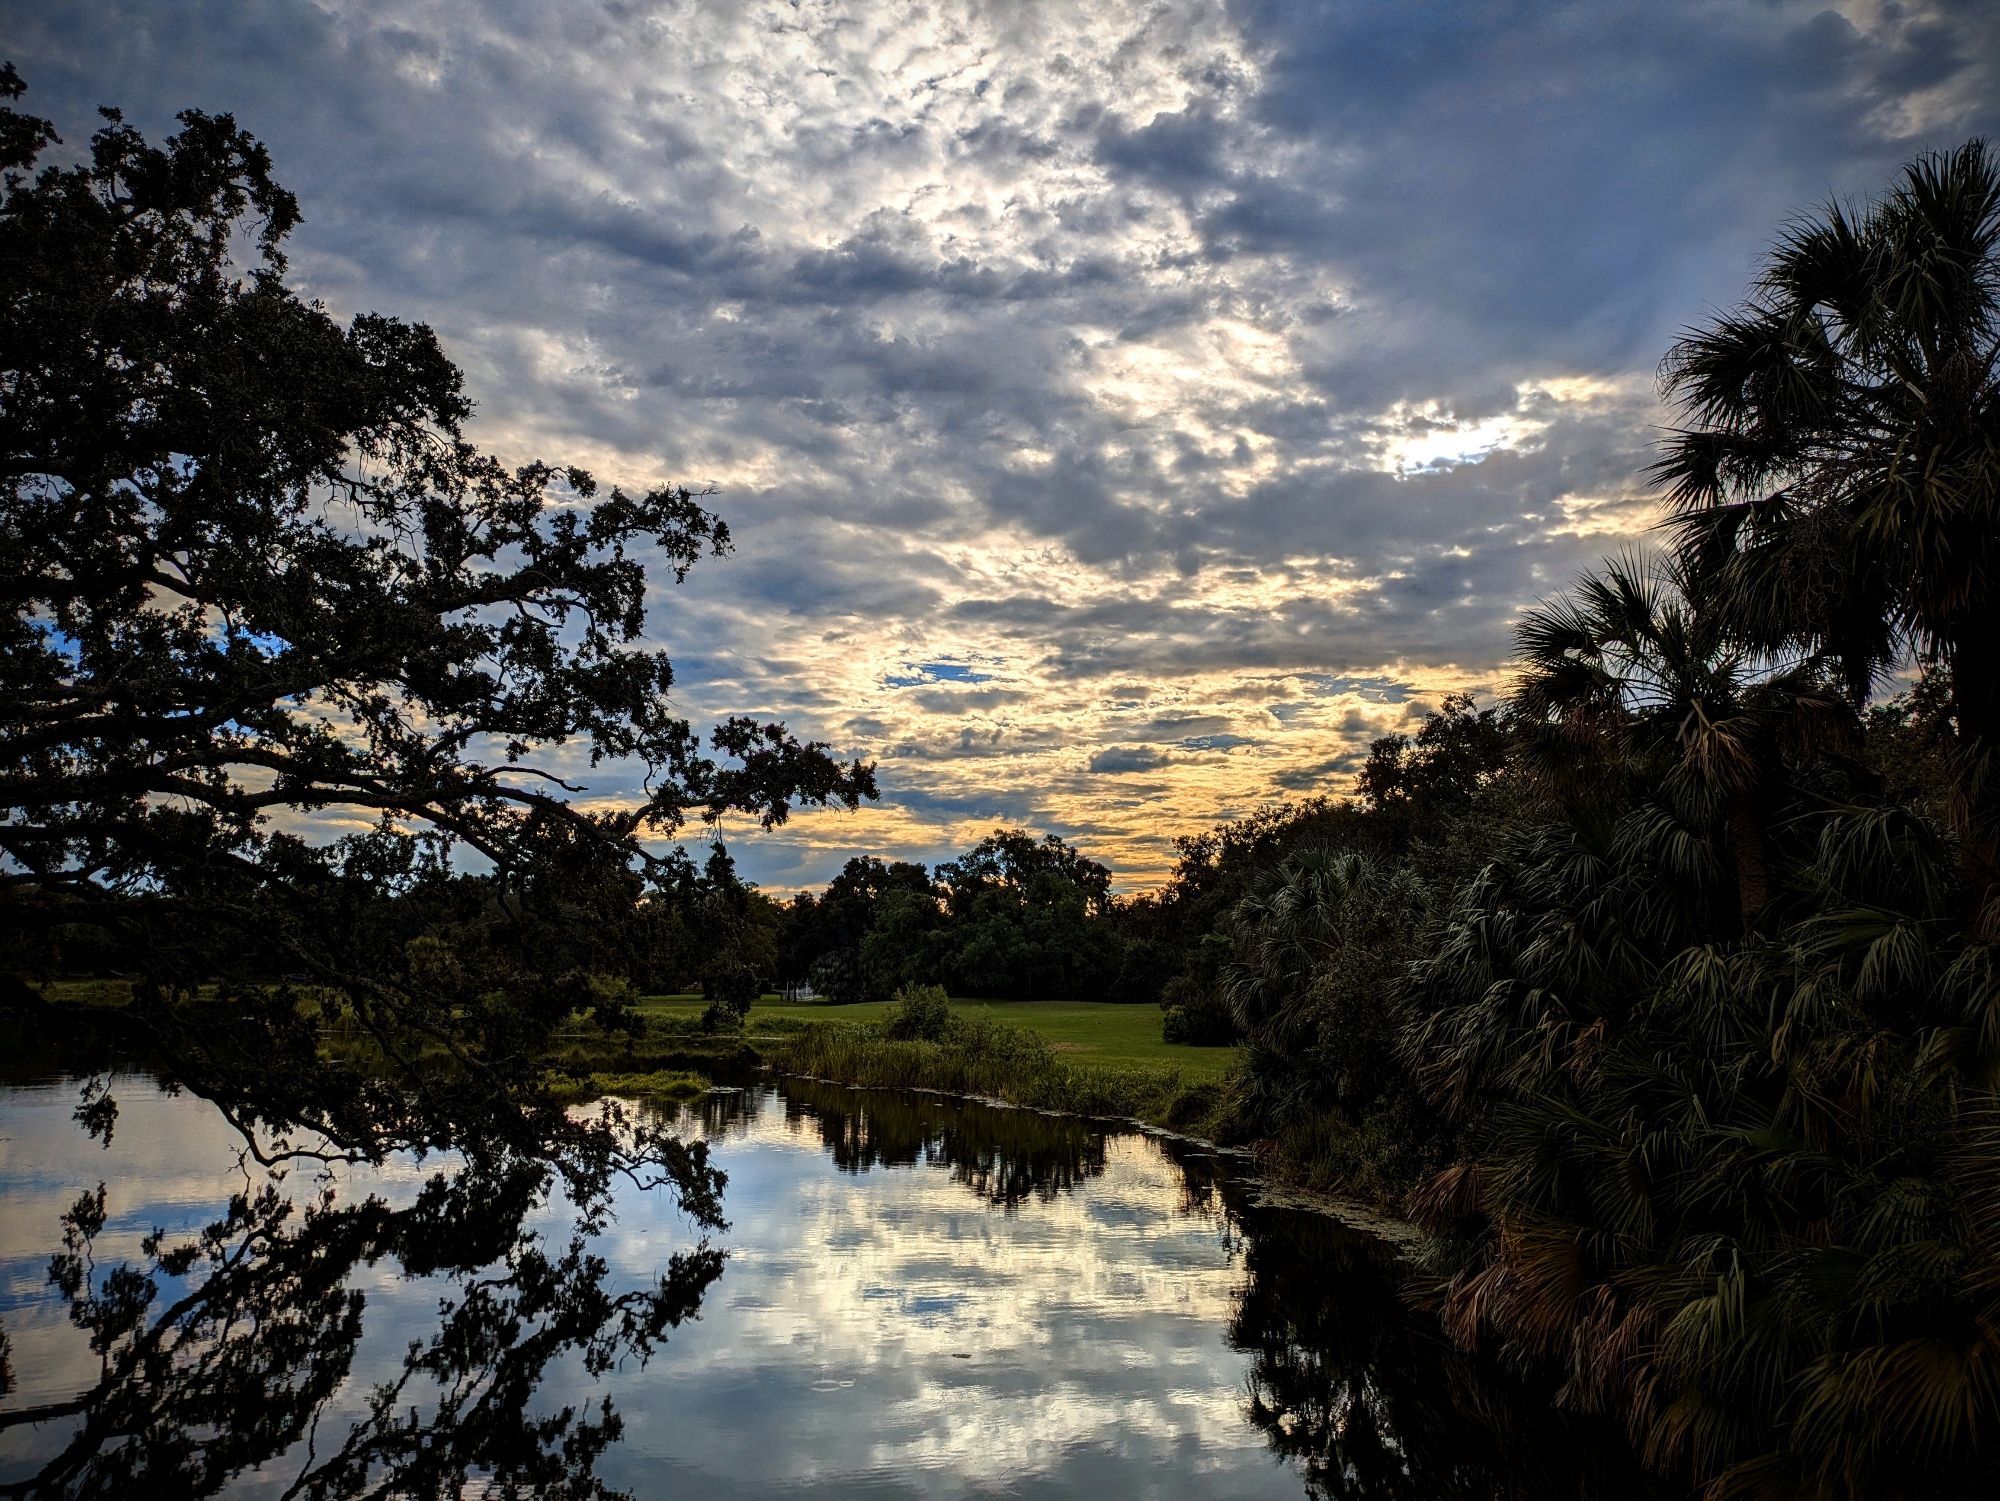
xmin=33 ymin=623 xmax=82 ymax=662
xmin=884 ymin=659 xmax=996 ymax=688
xmin=222 ymin=625 xmax=291 ymax=655
xmin=1180 ymin=734 xmax=1255 ymax=752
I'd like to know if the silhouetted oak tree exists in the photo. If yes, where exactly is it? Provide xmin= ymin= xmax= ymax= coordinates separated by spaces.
xmin=0 ymin=61 xmax=871 ymax=1265
xmin=0 ymin=64 xmax=879 ymax=1496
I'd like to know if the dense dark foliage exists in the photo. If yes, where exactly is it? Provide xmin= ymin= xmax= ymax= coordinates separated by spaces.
xmin=1391 ymin=143 xmax=2000 ymax=1501
xmin=776 ymin=829 xmax=1128 ymax=1002
xmin=1652 ymin=140 xmax=2000 ymax=937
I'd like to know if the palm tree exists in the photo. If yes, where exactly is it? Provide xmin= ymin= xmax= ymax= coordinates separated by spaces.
xmin=1511 ymin=553 xmax=1845 ymax=931
xmin=1652 ymin=140 xmax=2000 ymax=930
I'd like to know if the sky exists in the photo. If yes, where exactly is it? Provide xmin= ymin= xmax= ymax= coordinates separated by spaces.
xmin=10 ymin=0 xmax=1999 ymax=891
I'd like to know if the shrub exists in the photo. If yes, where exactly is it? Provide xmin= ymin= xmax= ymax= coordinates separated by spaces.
xmin=1160 ymin=968 xmax=1239 ymax=1045
xmin=883 ymin=982 xmax=953 ymax=1042
xmin=1162 ymin=995 xmax=1237 ymax=1045
xmin=698 ymin=993 xmax=749 ymax=1034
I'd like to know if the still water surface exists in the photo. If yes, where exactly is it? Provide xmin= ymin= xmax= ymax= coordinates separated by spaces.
xmin=0 ymin=1072 xmax=1652 ymax=1498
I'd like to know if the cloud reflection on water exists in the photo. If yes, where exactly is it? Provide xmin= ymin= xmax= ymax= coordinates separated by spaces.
xmin=1 ymin=1073 xmax=1652 ymax=1498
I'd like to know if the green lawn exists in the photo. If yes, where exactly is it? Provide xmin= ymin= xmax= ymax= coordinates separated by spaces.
xmin=639 ymin=994 xmax=1243 ymax=1084
xmin=37 ymin=980 xmax=1241 ymax=1088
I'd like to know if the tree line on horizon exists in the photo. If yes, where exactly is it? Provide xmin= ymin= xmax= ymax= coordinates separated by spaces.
xmin=759 ymin=695 xmax=1510 ymax=1021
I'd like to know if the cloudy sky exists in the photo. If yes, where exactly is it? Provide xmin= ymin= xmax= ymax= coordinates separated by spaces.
xmin=12 ymin=1 xmax=1999 ymax=889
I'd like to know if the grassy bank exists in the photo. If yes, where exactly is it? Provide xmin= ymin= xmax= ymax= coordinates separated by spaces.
xmin=640 ymin=994 xmax=1242 ymax=1082
xmin=765 ymin=1004 xmax=1241 ymax=1136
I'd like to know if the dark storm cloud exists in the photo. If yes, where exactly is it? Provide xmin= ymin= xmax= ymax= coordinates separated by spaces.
xmin=1271 ymin=750 xmax=1368 ymax=791
xmin=10 ymin=0 xmax=1996 ymax=886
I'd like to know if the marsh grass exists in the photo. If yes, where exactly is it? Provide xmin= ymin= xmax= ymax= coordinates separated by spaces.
xmin=773 ymin=1009 xmax=1239 ymax=1134
xmin=547 ymin=1067 xmax=709 ymax=1104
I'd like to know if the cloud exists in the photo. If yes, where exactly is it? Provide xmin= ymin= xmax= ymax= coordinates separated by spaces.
xmin=1087 ymin=746 xmax=1171 ymax=775
xmin=12 ymin=0 xmax=1997 ymax=888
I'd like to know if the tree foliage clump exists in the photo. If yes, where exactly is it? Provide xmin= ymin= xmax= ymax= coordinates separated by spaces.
xmin=777 ymin=830 xmax=1128 ymax=1003
xmin=882 ymin=982 xmax=953 ymax=1043
xmin=0 ymin=67 xmax=869 ymax=1127
xmin=1654 ymin=138 xmax=2000 ymax=934
xmin=1140 ymin=693 xmax=1523 ymax=1186
xmin=1219 ymin=847 xmax=1450 ymax=1199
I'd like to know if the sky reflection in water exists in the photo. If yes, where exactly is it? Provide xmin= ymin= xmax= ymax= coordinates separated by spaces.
xmin=0 ymin=1074 xmax=1650 ymax=1499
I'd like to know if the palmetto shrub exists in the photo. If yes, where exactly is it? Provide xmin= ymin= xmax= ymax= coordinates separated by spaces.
xmin=1403 ymin=801 xmax=2000 ymax=1499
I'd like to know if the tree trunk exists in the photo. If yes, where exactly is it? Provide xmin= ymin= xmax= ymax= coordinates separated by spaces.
xmin=1726 ymin=792 xmax=1772 ymax=935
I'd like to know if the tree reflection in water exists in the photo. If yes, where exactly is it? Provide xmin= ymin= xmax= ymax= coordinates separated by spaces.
xmin=4 ymin=1075 xmax=1663 ymax=1500
xmin=691 ymin=1079 xmax=1665 ymax=1499
xmin=1200 ymin=1177 xmax=1667 ymax=1501
xmin=0 ymin=1093 xmax=721 ymax=1501
xmin=771 ymin=1077 xmax=1108 ymax=1207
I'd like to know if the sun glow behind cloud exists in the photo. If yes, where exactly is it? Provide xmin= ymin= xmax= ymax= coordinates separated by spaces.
xmin=14 ymin=0 xmax=1997 ymax=890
